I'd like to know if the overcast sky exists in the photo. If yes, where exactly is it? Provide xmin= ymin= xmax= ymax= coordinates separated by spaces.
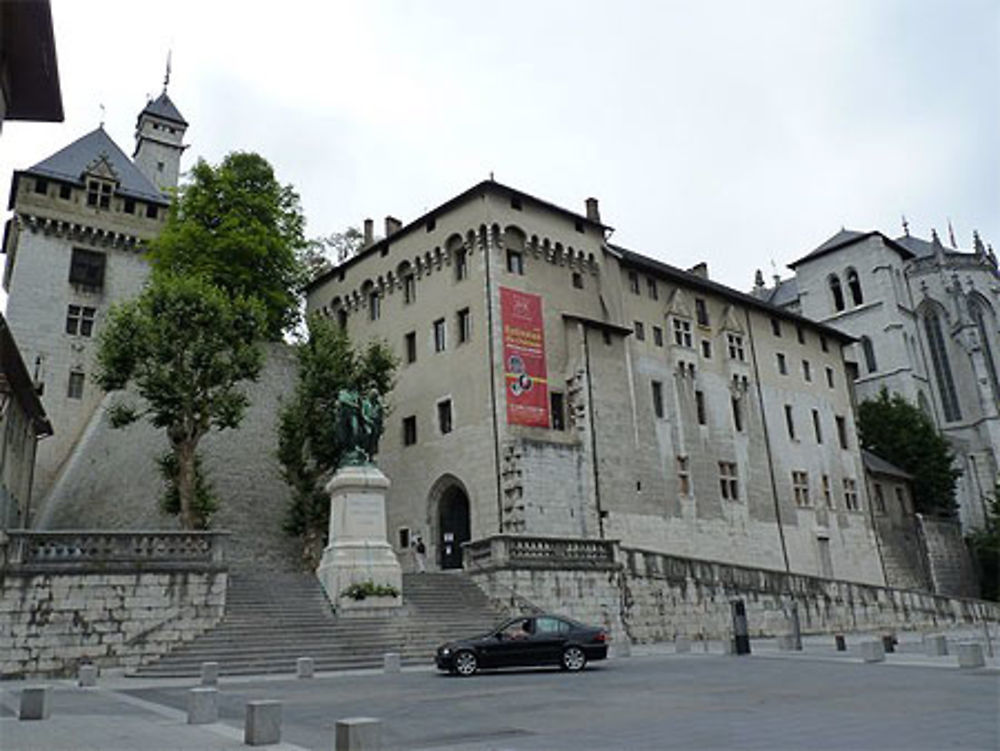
xmin=4 ymin=0 xmax=997 ymax=294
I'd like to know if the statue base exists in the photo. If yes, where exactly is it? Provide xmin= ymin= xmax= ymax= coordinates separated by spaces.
xmin=316 ymin=465 xmax=402 ymax=613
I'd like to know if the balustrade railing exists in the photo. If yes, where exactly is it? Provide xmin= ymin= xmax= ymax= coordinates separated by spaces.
xmin=1 ymin=530 xmax=228 ymax=570
xmin=463 ymin=535 xmax=619 ymax=570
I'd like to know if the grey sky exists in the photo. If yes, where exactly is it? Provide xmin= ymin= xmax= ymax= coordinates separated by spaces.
xmin=3 ymin=0 xmax=997 ymax=293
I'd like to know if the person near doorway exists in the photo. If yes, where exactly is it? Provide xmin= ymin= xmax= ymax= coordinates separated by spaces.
xmin=413 ymin=536 xmax=427 ymax=573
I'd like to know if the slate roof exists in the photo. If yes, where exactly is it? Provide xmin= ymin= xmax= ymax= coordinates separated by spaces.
xmin=20 ymin=126 xmax=167 ymax=205
xmin=138 ymin=91 xmax=187 ymax=126
xmin=754 ymin=276 xmax=799 ymax=308
xmin=893 ymin=234 xmax=939 ymax=258
xmin=788 ymin=229 xmax=914 ymax=269
xmin=861 ymin=449 xmax=913 ymax=480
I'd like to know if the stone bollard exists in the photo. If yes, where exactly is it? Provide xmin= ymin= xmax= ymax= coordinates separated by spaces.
xmin=383 ymin=652 xmax=401 ymax=674
xmin=777 ymin=634 xmax=796 ymax=651
xmin=19 ymin=686 xmax=52 ymax=720
xmin=861 ymin=640 xmax=885 ymax=663
xmin=245 ymin=700 xmax=282 ymax=746
xmin=297 ymin=657 xmax=314 ymax=679
xmin=201 ymin=661 xmax=219 ymax=686
xmin=611 ymin=638 xmax=632 ymax=659
xmin=957 ymin=642 xmax=985 ymax=669
xmin=78 ymin=664 xmax=97 ymax=687
xmin=336 ymin=717 xmax=381 ymax=751
xmin=834 ymin=634 xmax=846 ymax=652
xmin=675 ymin=637 xmax=691 ymax=654
xmin=925 ymin=634 xmax=948 ymax=657
xmin=187 ymin=687 xmax=218 ymax=724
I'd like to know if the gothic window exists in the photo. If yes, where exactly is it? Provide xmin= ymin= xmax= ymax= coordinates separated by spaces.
xmin=861 ymin=336 xmax=877 ymax=373
xmin=969 ymin=298 xmax=1000 ymax=404
xmin=924 ymin=309 xmax=961 ymax=421
xmin=69 ymin=248 xmax=106 ymax=290
xmin=846 ymin=268 xmax=863 ymax=305
xmin=828 ymin=274 xmax=845 ymax=312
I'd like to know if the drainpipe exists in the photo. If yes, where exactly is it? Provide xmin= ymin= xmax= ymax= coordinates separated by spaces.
xmin=582 ymin=326 xmax=605 ymax=539
xmin=482 ymin=212 xmax=504 ymax=534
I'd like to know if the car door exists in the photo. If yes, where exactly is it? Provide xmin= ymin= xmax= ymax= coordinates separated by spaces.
xmin=530 ymin=616 xmax=568 ymax=664
xmin=481 ymin=618 xmax=533 ymax=667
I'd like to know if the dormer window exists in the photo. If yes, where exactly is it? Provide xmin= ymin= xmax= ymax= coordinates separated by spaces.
xmin=87 ymin=179 xmax=112 ymax=210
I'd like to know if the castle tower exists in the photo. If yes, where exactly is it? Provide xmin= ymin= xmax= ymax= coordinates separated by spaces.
xmin=132 ymin=89 xmax=188 ymax=193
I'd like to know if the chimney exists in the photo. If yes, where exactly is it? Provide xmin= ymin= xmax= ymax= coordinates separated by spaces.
xmin=385 ymin=216 xmax=402 ymax=237
xmin=363 ymin=218 xmax=374 ymax=247
xmin=585 ymin=197 xmax=600 ymax=223
xmin=688 ymin=262 xmax=708 ymax=279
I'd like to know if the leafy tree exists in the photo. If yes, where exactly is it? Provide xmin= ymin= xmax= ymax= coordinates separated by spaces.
xmin=967 ymin=491 xmax=1000 ymax=601
xmin=278 ymin=314 xmax=396 ymax=565
xmin=301 ymin=227 xmax=364 ymax=280
xmin=95 ymin=274 xmax=265 ymax=529
xmin=857 ymin=389 xmax=960 ymax=517
xmin=148 ymin=152 xmax=307 ymax=339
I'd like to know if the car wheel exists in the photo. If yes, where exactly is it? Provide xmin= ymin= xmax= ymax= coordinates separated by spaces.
xmin=453 ymin=650 xmax=478 ymax=677
xmin=561 ymin=646 xmax=587 ymax=672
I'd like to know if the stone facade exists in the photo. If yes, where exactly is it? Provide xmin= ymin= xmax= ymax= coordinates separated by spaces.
xmin=918 ymin=514 xmax=978 ymax=598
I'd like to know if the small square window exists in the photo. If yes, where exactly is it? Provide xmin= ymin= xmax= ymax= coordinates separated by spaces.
xmin=426 ymin=218 xmax=436 ymax=232
xmin=437 ymin=399 xmax=453 ymax=434
xmin=34 ymin=178 xmax=49 ymax=195
xmin=146 ymin=203 xmax=158 ymax=219
xmin=67 ymin=371 xmax=85 ymax=399
xmin=506 ymin=249 xmax=524 ymax=275
xmin=572 ymin=272 xmax=583 ymax=289
xmin=123 ymin=198 xmax=135 ymax=214
xmin=156 ymin=161 xmax=165 ymax=173
xmin=59 ymin=183 xmax=72 ymax=200
xmin=403 ymin=416 xmax=417 ymax=446
xmin=575 ymin=220 xmax=584 ymax=233
xmin=510 ymin=196 xmax=522 ymax=210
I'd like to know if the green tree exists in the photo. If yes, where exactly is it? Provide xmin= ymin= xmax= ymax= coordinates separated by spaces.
xmin=857 ymin=389 xmax=960 ymax=517
xmin=967 ymin=491 xmax=1000 ymax=601
xmin=148 ymin=152 xmax=307 ymax=339
xmin=278 ymin=314 xmax=396 ymax=565
xmin=95 ymin=274 xmax=265 ymax=529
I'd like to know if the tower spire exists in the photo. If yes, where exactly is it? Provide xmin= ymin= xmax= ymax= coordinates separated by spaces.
xmin=163 ymin=50 xmax=172 ymax=93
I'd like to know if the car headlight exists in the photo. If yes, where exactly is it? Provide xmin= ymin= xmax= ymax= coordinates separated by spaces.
xmin=440 ymin=647 xmax=451 ymax=656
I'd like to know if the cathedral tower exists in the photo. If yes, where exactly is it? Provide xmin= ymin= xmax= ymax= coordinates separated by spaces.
xmin=132 ymin=86 xmax=188 ymax=193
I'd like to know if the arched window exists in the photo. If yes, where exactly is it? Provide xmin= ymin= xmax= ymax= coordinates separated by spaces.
xmin=846 ymin=268 xmax=863 ymax=305
xmin=923 ymin=309 xmax=961 ymax=422
xmin=969 ymin=296 xmax=1000 ymax=403
xmin=828 ymin=274 xmax=845 ymax=312
xmin=861 ymin=336 xmax=877 ymax=373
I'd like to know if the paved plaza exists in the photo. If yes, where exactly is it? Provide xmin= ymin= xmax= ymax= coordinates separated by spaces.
xmin=1 ymin=634 xmax=997 ymax=751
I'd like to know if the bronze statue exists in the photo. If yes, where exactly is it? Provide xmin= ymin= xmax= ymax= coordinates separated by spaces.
xmin=334 ymin=388 xmax=384 ymax=466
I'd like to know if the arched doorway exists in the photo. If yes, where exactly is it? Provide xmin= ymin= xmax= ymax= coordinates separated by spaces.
xmin=438 ymin=485 xmax=471 ymax=569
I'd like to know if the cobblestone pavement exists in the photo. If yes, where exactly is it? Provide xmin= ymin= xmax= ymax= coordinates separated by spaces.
xmin=2 ymin=633 xmax=997 ymax=750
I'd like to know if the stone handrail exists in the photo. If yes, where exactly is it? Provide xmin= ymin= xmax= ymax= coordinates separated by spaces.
xmin=463 ymin=535 xmax=620 ymax=571
xmin=1 ymin=530 xmax=229 ymax=571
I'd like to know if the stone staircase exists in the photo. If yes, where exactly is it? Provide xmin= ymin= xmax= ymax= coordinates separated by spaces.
xmin=130 ymin=571 xmax=505 ymax=677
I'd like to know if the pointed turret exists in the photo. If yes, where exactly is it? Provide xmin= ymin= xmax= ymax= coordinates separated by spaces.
xmin=132 ymin=71 xmax=188 ymax=194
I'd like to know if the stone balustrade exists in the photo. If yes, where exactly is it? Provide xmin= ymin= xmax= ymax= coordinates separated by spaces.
xmin=463 ymin=534 xmax=620 ymax=571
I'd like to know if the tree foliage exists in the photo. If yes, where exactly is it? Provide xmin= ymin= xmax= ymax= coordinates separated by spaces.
xmin=857 ymin=389 xmax=960 ymax=517
xmin=278 ymin=314 xmax=396 ymax=565
xmin=148 ymin=152 xmax=307 ymax=339
xmin=301 ymin=227 xmax=364 ymax=280
xmin=95 ymin=274 xmax=265 ymax=529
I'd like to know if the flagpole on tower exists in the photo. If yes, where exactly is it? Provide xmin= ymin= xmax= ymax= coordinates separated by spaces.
xmin=163 ymin=50 xmax=172 ymax=93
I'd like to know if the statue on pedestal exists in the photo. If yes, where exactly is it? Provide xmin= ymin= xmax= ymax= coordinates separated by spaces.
xmin=333 ymin=388 xmax=384 ymax=467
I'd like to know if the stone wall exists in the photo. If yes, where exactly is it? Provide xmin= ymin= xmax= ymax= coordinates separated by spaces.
xmin=918 ymin=514 xmax=978 ymax=598
xmin=0 ymin=531 xmax=227 ymax=678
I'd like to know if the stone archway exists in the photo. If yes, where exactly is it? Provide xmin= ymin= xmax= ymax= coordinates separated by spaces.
xmin=430 ymin=476 xmax=471 ymax=570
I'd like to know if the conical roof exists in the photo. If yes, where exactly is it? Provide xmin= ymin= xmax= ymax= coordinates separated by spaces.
xmin=138 ymin=91 xmax=187 ymax=126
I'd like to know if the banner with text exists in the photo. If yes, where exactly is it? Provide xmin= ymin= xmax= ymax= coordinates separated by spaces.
xmin=500 ymin=287 xmax=549 ymax=427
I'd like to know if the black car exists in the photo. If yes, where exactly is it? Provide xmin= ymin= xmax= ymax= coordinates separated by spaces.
xmin=436 ymin=614 xmax=609 ymax=676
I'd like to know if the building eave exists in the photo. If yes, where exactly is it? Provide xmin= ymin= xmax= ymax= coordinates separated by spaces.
xmin=1 ymin=0 xmax=63 ymax=123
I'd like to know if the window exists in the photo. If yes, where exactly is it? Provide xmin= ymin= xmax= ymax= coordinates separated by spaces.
xmin=123 ymin=198 xmax=135 ymax=214
xmin=652 ymin=381 xmax=664 ymax=418
xmin=65 ymin=305 xmax=96 ymax=337
xmin=398 ymin=527 xmax=411 ymax=549
xmin=653 ymin=326 xmax=663 ymax=347
xmin=672 ymin=318 xmax=692 ymax=348
xmin=719 ymin=462 xmax=739 ymax=500
xmin=437 ymin=399 xmax=453 ymax=434
xmin=825 ymin=366 xmax=834 ymax=388
xmin=403 ymin=416 xmax=417 ymax=445
xmin=727 ymin=334 xmax=745 ymax=361
xmin=695 ymin=299 xmax=709 ymax=327
xmin=59 ymin=183 xmax=72 ymax=200
xmin=628 ymin=271 xmax=640 ymax=294
xmin=405 ymin=331 xmax=417 ymax=364
xmin=403 ymin=274 xmax=416 ymax=304
xmin=971 ymin=299 xmax=1000 ymax=402
xmin=433 ymin=318 xmax=446 ymax=352
xmin=784 ymin=405 xmax=796 ymax=439
xmin=34 ymin=178 xmax=48 ymax=195
xmin=574 ymin=221 xmax=584 ymax=233
xmin=776 ymin=353 xmax=787 ymax=375
xmin=812 ymin=409 xmax=822 ymax=443
xmin=796 ymin=325 xmax=805 ymax=345
xmin=895 ymin=486 xmax=909 ymax=515
xmin=86 ymin=180 xmax=111 ymax=209
xmin=337 ymin=309 xmax=348 ymax=329
xmin=67 ymin=371 xmax=85 ymax=399
xmin=677 ymin=456 xmax=691 ymax=495
xmin=457 ymin=308 xmax=471 ymax=344
xmin=426 ymin=218 xmax=436 ymax=232
xmin=506 ymin=249 xmax=524 ymax=275
xmin=701 ymin=340 xmax=712 ymax=358
xmin=731 ymin=397 xmax=743 ymax=432
xmin=145 ymin=203 xmax=158 ymax=219
xmin=69 ymin=248 xmax=106 ymax=290
xmin=802 ymin=360 xmax=812 ymax=382
xmin=792 ymin=471 xmax=810 ymax=506
xmin=156 ymin=161 xmax=165 ymax=173
xmin=647 ymin=277 xmax=658 ymax=300
xmin=510 ymin=196 xmax=522 ymax=210
xmin=836 ymin=415 xmax=848 ymax=449
xmin=829 ymin=274 xmax=845 ymax=312
xmin=924 ymin=311 xmax=961 ymax=421
xmin=368 ymin=291 xmax=381 ymax=321
xmin=846 ymin=268 xmax=863 ymax=305
xmin=455 ymin=249 xmax=468 ymax=281
xmin=634 ymin=321 xmax=645 ymax=341
xmin=822 ymin=475 xmax=833 ymax=508
xmin=550 ymin=392 xmax=565 ymax=431
xmin=572 ymin=272 xmax=583 ymax=289
xmin=873 ymin=483 xmax=886 ymax=514
xmin=861 ymin=336 xmax=877 ymax=373
xmin=820 ymin=335 xmax=828 ymax=353
xmin=695 ymin=390 xmax=706 ymax=425
xmin=844 ymin=478 xmax=859 ymax=511
xmin=771 ymin=318 xmax=781 ymax=337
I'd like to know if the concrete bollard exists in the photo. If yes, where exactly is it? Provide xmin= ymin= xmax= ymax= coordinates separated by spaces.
xmin=611 ymin=639 xmax=632 ymax=659
xmin=336 ymin=717 xmax=381 ymax=751
xmin=957 ymin=642 xmax=985 ymax=669
xmin=834 ymin=634 xmax=846 ymax=652
xmin=925 ymin=634 xmax=948 ymax=657
xmin=383 ymin=652 xmax=401 ymax=674
xmin=187 ymin=687 xmax=218 ymax=724
xmin=777 ymin=634 xmax=796 ymax=651
xmin=297 ymin=657 xmax=314 ymax=679
xmin=19 ymin=686 xmax=52 ymax=720
xmin=675 ymin=637 xmax=691 ymax=654
xmin=78 ymin=664 xmax=97 ymax=687
xmin=245 ymin=700 xmax=282 ymax=746
xmin=201 ymin=661 xmax=219 ymax=686
xmin=861 ymin=640 xmax=885 ymax=663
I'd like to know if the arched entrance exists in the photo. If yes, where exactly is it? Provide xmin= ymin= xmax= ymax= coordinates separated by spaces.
xmin=437 ymin=484 xmax=471 ymax=569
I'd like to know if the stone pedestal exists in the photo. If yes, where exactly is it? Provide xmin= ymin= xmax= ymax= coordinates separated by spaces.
xmin=316 ymin=466 xmax=402 ymax=612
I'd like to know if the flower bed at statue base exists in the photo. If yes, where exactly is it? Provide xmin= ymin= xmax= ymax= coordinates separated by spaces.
xmin=336 ymin=581 xmax=403 ymax=617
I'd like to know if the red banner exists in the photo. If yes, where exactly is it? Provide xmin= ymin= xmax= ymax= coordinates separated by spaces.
xmin=500 ymin=287 xmax=549 ymax=427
